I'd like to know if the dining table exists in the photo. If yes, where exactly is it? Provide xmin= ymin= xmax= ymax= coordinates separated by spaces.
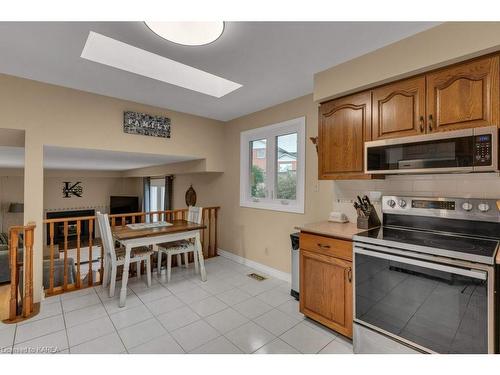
xmin=111 ymin=219 xmax=207 ymax=307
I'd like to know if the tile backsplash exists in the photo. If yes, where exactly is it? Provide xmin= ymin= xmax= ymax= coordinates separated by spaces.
xmin=332 ymin=172 xmax=500 ymax=223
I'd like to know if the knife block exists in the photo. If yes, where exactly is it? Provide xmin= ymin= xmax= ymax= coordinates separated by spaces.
xmin=356 ymin=204 xmax=381 ymax=230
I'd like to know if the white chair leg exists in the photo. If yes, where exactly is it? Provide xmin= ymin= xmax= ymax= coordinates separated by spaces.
xmin=167 ymin=253 xmax=172 ymax=283
xmin=176 ymin=254 xmax=182 ymax=268
xmin=157 ymin=251 xmax=163 ymax=277
xmin=109 ymin=265 xmax=117 ymax=298
xmin=183 ymin=252 xmax=189 ymax=268
xmin=137 ymin=260 xmax=141 ymax=279
xmin=146 ymin=256 xmax=152 ymax=287
xmin=193 ymin=251 xmax=199 ymax=274
xmin=102 ymin=257 xmax=110 ymax=288
xmin=195 ymin=235 xmax=207 ymax=282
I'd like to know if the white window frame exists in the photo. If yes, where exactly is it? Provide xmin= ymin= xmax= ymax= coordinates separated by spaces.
xmin=240 ymin=116 xmax=305 ymax=214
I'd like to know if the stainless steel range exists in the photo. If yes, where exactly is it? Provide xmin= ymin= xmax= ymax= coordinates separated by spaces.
xmin=353 ymin=195 xmax=499 ymax=354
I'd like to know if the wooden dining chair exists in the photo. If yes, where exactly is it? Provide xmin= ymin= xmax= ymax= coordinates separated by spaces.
xmin=96 ymin=212 xmax=153 ymax=297
xmin=157 ymin=206 xmax=204 ymax=282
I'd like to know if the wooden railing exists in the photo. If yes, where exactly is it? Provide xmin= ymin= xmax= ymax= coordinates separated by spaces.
xmin=43 ymin=207 xmax=219 ymax=296
xmin=7 ymin=223 xmax=36 ymax=321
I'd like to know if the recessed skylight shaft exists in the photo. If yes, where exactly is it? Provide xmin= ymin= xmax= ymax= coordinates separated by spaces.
xmin=81 ymin=31 xmax=242 ymax=98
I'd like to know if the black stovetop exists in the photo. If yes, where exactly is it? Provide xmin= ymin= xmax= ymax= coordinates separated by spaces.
xmin=357 ymin=226 xmax=499 ymax=257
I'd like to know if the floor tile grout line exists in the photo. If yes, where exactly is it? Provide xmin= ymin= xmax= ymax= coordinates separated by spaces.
xmin=219 ymin=315 xmax=279 ymax=354
xmin=187 ymin=332 xmax=232 ymax=354
xmin=276 ymin=319 xmax=337 ymax=354
xmin=125 ymin=282 xmax=186 ymax=353
xmin=140 ymin=293 xmax=187 ymax=353
xmin=7 ymin=258 xmax=299 ymax=354
xmin=10 ymin=322 xmax=17 ymax=354
xmin=10 ymin=297 xmax=67 ymax=352
xmin=93 ymin=282 xmax=141 ymax=354
xmin=59 ymin=296 xmax=71 ymax=354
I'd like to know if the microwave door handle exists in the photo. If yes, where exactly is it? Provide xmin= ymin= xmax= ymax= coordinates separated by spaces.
xmin=354 ymin=247 xmax=487 ymax=280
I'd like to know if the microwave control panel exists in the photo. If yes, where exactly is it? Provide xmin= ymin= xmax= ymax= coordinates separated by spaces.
xmin=474 ymin=134 xmax=492 ymax=165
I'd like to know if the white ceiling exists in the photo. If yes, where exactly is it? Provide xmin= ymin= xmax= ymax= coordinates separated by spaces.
xmin=0 ymin=145 xmax=197 ymax=170
xmin=0 ymin=22 xmax=439 ymax=121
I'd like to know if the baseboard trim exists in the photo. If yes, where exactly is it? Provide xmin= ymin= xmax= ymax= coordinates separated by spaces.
xmin=217 ymin=248 xmax=291 ymax=283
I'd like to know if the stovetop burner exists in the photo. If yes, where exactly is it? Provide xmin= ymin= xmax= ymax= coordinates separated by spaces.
xmin=355 ymin=226 xmax=499 ymax=264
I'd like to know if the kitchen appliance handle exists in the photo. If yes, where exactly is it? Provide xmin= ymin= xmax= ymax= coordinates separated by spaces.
xmin=354 ymin=247 xmax=487 ymax=280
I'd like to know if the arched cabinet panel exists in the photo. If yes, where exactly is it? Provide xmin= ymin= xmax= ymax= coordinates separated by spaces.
xmin=426 ymin=56 xmax=499 ymax=131
xmin=372 ymin=77 xmax=426 ymax=140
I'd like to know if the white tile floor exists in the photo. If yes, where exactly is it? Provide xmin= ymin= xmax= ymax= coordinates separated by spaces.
xmin=0 ymin=256 xmax=354 ymax=354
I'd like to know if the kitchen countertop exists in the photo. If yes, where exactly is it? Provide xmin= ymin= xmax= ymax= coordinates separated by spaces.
xmin=295 ymin=221 xmax=368 ymax=240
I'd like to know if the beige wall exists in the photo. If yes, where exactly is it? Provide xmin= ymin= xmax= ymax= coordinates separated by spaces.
xmin=0 ymin=174 xmax=24 ymax=233
xmin=44 ymin=175 xmax=142 ymax=214
xmin=172 ymin=173 xmax=223 ymax=209
xmin=0 ymin=74 xmax=225 ymax=172
xmin=0 ymin=129 xmax=24 ymax=147
xmin=314 ymin=22 xmax=500 ymax=102
xmin=0 ymin=73 xmax=225 ymax=302
xmin=219 ymin=95 xmax=333 ymax=274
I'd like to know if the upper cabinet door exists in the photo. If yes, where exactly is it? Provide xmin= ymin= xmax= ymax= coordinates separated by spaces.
xmin=426 ymin=56 xmax=499 ymax=132
xmin=372 ymin=76 xmax=426 ymax=140
xmin=318 ymin=92 xmax=372 ymax=179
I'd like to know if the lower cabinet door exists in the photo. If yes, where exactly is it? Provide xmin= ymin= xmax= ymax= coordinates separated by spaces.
xmin=299 ymin=249 xmax=353 ymax=338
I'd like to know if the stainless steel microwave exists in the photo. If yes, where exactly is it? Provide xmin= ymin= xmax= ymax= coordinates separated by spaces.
xmin=365 ymin=126 xmax=498 ymax=174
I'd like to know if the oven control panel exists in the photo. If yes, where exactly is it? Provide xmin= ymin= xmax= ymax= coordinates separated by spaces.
xmin=411 ymin=199 xmax=455 ymax=210
xmin=474 ymin=134 xmax=492 ymax=166
xmin=382 ymin=195 xmax=500 ymax=222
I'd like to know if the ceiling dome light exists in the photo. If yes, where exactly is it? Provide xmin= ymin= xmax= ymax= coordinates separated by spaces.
xmin=145 ymin=22 xmax=224 ymax=46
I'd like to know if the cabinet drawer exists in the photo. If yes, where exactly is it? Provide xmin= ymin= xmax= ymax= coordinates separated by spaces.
xmin=299 ymin=232 xmax=352 ymax=261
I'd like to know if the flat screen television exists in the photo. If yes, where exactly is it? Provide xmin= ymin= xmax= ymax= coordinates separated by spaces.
xmin=110 ymin=196 xmax=139 ymax=215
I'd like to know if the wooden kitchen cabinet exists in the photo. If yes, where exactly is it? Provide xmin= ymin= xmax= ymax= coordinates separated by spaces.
xmin=316 ymin=52 xmax=500 ymax=180
xmin=426 ymin=56 xmax=499 ymax=132
xmin=318 ymin=92 xmax=374 ymax=180
xmin=372 ymin=76 xmax=426 ymax=140
xmin=299 ymin=233 xmax=353 ymax=338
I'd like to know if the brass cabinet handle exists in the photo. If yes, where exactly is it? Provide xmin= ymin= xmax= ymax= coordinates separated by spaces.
xmin=419 ymin=116 xmax=424 ymax=132
xmin=428 ymin=114 xmax=434 ymax=132
xmin=347 ymin=267 xmax=352 ymax=283
xmin=317 ymin=243 xmax=331 ymax=249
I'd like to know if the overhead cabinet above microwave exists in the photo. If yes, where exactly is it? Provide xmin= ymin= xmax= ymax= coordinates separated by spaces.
xmin=317 ymin=54 xmax=500 ymax=180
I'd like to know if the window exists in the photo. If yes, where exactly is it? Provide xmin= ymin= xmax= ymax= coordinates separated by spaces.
xmin=240 ymin=117 xmax=305 ymax=213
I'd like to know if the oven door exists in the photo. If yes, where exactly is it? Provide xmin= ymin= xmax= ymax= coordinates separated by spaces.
xmin=353 ymin=245 xmax=493 ymax=353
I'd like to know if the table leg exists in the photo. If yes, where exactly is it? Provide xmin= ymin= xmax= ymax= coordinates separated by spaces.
xmin=195 ymin=233 xmax=207 ymax=282
xmin=119 ymin=244 xmax=132 ymax=307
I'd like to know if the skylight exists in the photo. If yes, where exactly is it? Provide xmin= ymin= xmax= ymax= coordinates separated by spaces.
xmin=81 ymin=31 xmax=242 ymax=98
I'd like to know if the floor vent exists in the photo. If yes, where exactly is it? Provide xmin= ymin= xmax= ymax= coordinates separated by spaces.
xmin=247 ymin=273 xmax=267 ymax=281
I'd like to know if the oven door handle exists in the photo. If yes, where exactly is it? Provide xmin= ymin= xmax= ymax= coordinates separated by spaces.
xmin=354 ymin=247 xmax=487 ymax=280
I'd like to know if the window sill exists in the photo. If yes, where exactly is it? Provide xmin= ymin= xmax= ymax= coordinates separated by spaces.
xmin=240 ymin=200 xmax=304 ymax=214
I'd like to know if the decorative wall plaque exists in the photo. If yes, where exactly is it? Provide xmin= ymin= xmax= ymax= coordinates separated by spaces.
xmin=123 ymin=111 xmax=171 ymax=138
xmin=185 ymin=185 xmax=197 ymax=206
xmin=62 ymin=182 xmax=83 ymax=198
